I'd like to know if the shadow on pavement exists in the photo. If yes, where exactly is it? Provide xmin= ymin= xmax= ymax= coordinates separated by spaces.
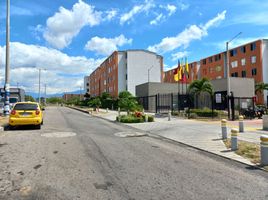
xmin=4 ymin=125 xmax=40 ymax=131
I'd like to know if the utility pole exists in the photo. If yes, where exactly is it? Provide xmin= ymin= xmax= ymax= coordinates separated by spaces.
xmin=226 ymin=32 xmax=242 ymax=118
xmin=80 ymin=86 xmax=82 ymax=101
xmin=44 ymin=84 xmax=47 ymax=106
xmin=4 ymin=0 xmax=10 ymax=116
xmin=38 ymin=68 xmax=41 ymax=104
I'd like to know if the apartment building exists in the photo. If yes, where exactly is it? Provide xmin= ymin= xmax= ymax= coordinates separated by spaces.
xmin=84 ymin=76 xmax=90 ymax=94
xmin=164 ymin=39 xmax=268 ymax=104
xmin=62 ymin=94 xmax=81 ymax=101
xmin=89 ymin=50 xmax=163 ymax=97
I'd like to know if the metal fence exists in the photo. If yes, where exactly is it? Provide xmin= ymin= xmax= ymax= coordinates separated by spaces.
xmin=137 ymin=93 xmax=256 ymax=120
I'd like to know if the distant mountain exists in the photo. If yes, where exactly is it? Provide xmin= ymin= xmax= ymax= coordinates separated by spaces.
xmin=26 ymin=90 xmax=82 ymax=98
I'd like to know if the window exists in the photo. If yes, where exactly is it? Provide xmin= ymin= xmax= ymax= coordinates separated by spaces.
xmin=231 ymin=60 xmax=238 ymax=68
xmin=250 ymin=42 xmax=256 ymax=51
xmin=252 ymin=68 xmax=257 ymax=76
xmin=230 ymin=49 xmax=237 ymax=57
xmin=104 ymin=80 xmax=106 ymax=85
xmin=87 ymin=89 xmax=89 ymax=92
xmin=209 ymin=67 xmax=214 ymax=73
xmin=241 ymin=58 xmax=246 ymax=66
xmin=86 ymin=83 xmax=89 ymax=86
xmin=202 ymin=69 xmax=207 ymax=75
xmin=208 ymin=57 xmax=213 ymax=63
xmin=214 ymin=54 xmax=221 ymax=61
xmin=126 ymin=74 xmax=128 ymax=80
xmin=231 ymin=72 xmax=238 ymax=77
xmin=215 ymin=66 xmax=222 ymax=72
xmin=241 ymin=70 xmax=247 ymax=77
xmin=202 ymin=59 xmax=206 ymax=65
xmin=240 ymin=46 xmax=246 ymax=53
xmin=251 ymin=56 xmax=256 ymax=64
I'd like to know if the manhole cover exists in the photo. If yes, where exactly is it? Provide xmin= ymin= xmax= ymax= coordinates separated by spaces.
xmin=114 ymin=131 xmax=147 ymax=138
xmin=41 ymin=132 xmax=76 ymax=138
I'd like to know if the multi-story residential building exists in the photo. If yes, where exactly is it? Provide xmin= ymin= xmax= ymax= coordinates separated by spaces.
xmin=62 ymin=94 xmax=81 ymax=101
xmin=164 ymin=39 xmax=268 ymax=104
xmin=84 ymin=76 xmax=90 ymax=94
xmin=89 ymin=50 xmax=163 ymax=97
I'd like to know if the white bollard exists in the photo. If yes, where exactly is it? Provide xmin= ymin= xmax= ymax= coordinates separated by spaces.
xmin=231 ymin=128 xmax=239 ymax=151
xmin=168 ymin=110 xmax=171 ymax=121
xmin=260 ymin=135 xmax=268 ymax=166
xmin=118 ymin=107 xmax=121 ymax=122
xmin=145 ymin=114 xmax=148 ymax=122
xmin=239 ymin=115 xmax=244 ymax=133
xmin=263 ymin=115 xmax=268 ymax=130
xmin=221 ymin=119 xmax=227 ymax=139
xmin=142 ymin=109 xmax=145 ymax=115
xmin=106 ymin=108 xmax=108 ymax=113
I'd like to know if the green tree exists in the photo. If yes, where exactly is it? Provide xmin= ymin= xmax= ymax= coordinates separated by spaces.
xmin=118 ymin=91 xmax=140 ymax=114
xmin=100 ymin=92 xmax=113 ymax=109
xmin=25 ymin=95 xmax=35 ymax=102
xmin=255 ymin=82 xmax=268 ymax=95
xmin=46 ymin=97 xmax=64 ymax=104
xmin=88 ymin=97 xmax=101 ymax=111
xmin=66 ymin=96 xmax=80 ymax=105
xmin=188 ymin=78 xmax=214 ymax=109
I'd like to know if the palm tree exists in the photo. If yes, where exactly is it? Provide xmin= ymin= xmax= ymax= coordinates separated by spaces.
xmin=255 ymin=82 xmax=268 ymax=95
xmin=188 ymin=78 xmax=214 ymax=108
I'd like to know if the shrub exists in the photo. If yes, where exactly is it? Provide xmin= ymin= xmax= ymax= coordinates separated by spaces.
xmin=188 ymin=113 xmax=198 ymax=119
xmin=189 ymin=108 xmax=219 ymax=117
xmin=117 ymin=115 xmax=144 ymax=123
xmin=142 ymin=114 xmax=154 ymax=122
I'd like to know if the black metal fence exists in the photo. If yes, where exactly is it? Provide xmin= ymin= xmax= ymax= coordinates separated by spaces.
xmin=137 ymin=93 xmax=256 ymax=120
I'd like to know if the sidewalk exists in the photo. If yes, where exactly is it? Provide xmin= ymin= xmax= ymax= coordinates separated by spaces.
xmin=74 ymin=107 xmax=268 ymax=166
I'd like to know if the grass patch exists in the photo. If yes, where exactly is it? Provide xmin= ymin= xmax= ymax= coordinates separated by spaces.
xmin=223 ymin=139 xmax=260 ymax=164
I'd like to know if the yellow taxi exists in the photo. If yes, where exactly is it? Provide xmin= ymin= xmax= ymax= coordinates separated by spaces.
xmin=9 ymin=102 xmax=44 ymax=129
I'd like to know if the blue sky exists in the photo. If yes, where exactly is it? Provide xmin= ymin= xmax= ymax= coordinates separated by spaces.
xmin=0 ymin=0 xmax=267 ymax=94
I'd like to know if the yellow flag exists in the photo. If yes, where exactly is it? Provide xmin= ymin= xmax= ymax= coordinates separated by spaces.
xmin=174 ymin=73 xmax=179 ymax=81
xmin=185 ymin=58 xmax=189 ymax=73
xmin=178 ymin=68 xmax=182 ymax=80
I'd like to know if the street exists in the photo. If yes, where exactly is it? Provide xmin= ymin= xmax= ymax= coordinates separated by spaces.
xmin=1 ymin=106 xmax=268 ymax=200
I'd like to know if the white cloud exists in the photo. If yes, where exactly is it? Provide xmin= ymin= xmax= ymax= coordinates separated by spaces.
xmin=231 ymin=11 xmax=268 ymax=26
xmin=85 ymin=34 xmax=133 ymax=56
xmin=150 ymin=14 xmax=164 ymax=25
xmin=105 ymin=9 xmax=118 ymax=21
xmin=166 ymin=4 xmax=177 ymax=16
xmin=0 ymin=42 xmax=103 ymax=94
xmin=120 ymin=0 xmax=155 ymax=25
xmin=148 ymin=10 xmax=226 ymax=53
xmin=43 ymin=0 xmax=102 ymax=49
xmin=171 ymin=51 xmax=189 ymax=61
xmin=178 ymin=2 xmax=189 ymax=11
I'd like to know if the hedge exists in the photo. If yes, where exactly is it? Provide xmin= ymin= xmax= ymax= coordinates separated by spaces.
xmin=188 ymin=108 xmax=219 ymax=117
xmin=116 ymin=114 xmax=154 ymax=123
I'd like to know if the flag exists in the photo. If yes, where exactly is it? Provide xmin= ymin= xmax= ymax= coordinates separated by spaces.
xmin=178 ymin=67 xmax=182 ymax=80
xmin=174 ymin=60 xmax=180 ymax=81
xmin=185 ymin=57 xmax=189 ymax=75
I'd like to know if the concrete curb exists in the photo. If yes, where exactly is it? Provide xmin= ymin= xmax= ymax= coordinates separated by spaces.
xmin=66 ymin=106 xmax=267 ymax=172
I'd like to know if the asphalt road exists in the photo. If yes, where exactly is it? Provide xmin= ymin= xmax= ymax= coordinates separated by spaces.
xmin=1 ymin=106 xmax=268 ymax=200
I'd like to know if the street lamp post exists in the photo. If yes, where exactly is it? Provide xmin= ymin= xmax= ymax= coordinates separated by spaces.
xmin=226 ymin=32 xmax=242 ymax=119
xmin=4 ymin=0 xmax=10 ymax=116
xmin=37 ymin=68 xmax=46 ymax=104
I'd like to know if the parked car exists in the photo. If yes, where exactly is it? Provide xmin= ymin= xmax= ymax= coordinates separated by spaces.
xmin=9 ymin=102 xmax=44 ymax=129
